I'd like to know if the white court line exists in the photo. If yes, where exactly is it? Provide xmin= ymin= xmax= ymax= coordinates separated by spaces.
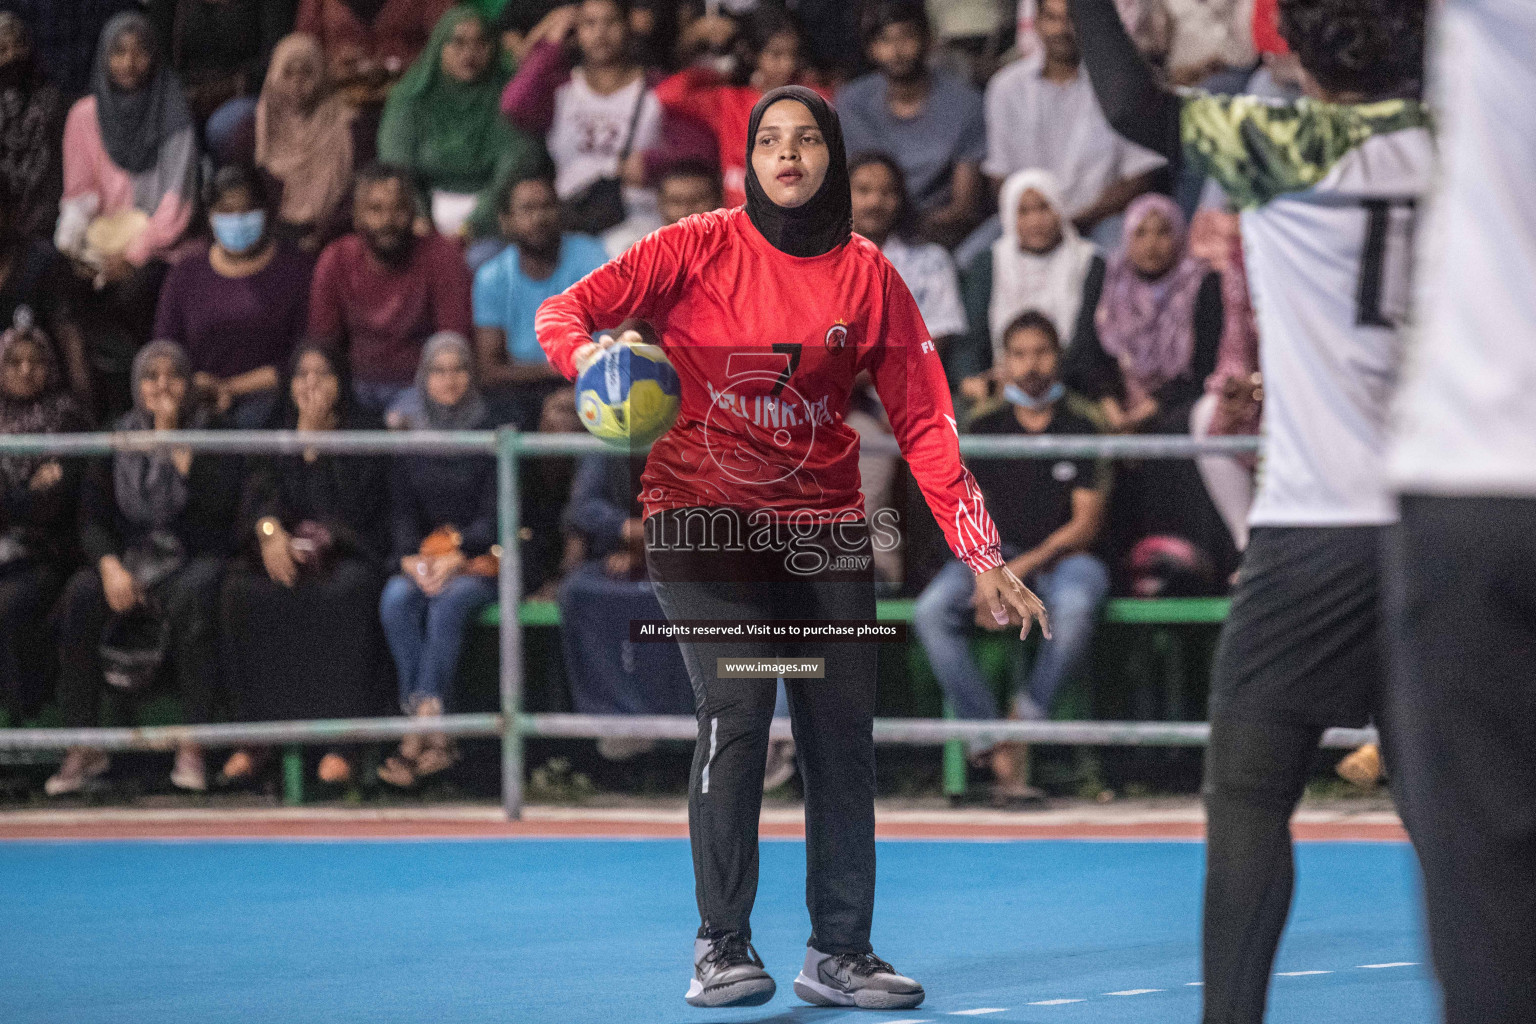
xmin=1105 ymin=988 xmax=1164 ymax=996
xmin=1185 ymin=981 xmax=1203 ymax=986
xmin=1358 ymin=962 xmax=1418 ymax=969
xmin=948 ymin=1011 xmax=1008 ymax=1016
xmin=1276 ymin=970 xmax=1332 ymax=976
xmin=1029 ymin=998 xmax=1085 ymax=1005
xmin=883 ymin=1019 xmax=933 ymax=1023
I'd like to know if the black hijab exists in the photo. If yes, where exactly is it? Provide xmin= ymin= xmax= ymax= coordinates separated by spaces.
xmin=91 ymin=13 xmax=193 ymax=175
xmin=744 ymin=85 xmax=851 ymax=259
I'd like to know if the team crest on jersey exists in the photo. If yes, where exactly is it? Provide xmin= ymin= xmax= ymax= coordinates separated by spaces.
xmin=824 ymin=321 xmax=849 ymax=351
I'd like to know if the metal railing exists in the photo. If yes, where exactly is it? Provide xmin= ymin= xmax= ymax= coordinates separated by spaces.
xmin=0 ymin=429 xmax=1301 ymax=818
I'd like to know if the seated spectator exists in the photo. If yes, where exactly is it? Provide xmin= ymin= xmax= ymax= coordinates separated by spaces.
xmin=1080 ymin=194 xmax=1221 ymax=434
xmin=46 ymin=341 xmax=237 ymax=796
xmin=307 ymin=163 xmax=473 ymax=413
xmin=219 ymin=344 xmax=389 ymax=787
xmin=254 ymin=33 xmax=361 ymax=253
xmin=0 ymin=316 xmax=91 ymax=726
xmin=1161 ymin=0 xmax=1255 ymax=90
xmin=837 ymin=2 xmax=986 ymax=249
xmin=653 ymin=3 xmax=825 ymax=209
xmin=296 ymin=0 xmax=453 ymax=104
xmin=956 ymin=169 xmax=1104 ymax=405
xmin=0 ymin=180 xmax=94 ymax=405
xmin=913 ymin=311 xmax=1110 ymax=803
xmin=378 ymin=7 xmax=545 ymax=241
xmin=153 ymin=165 xmax=314 ymax=428
xmin=471 ymin=170 xmax=605 ymax=428
xmin=847 ymin=150 xmax=966 ymax=587
xmin=0 ymin=13 xmax=65 ymax=241
xmin=378 ymin=333 xmax=498 ymax=787
xmin=500 ymin=0 xmax=665 ymax=250
xmin=57 ymin=13 xmax=198 ymax=420
xmin=144 ymin=0 xmax=288 ymax=155
xmin=557 ymin=453 xmax=693 ymax=748
xmin=979 ymin=0 xmax=1163 ymax=252
xmin=3 ymin=0 xmax=137 ymax=101
xmin=1080 ymin=194 xmax=1234 ymax=582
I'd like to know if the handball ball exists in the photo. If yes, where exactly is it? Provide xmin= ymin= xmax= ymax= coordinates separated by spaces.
xmin=576 ymin=336 xmax=680 ymax=449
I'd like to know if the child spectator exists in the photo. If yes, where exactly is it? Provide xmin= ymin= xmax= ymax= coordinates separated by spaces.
xmin=914 ymin=311 xmax=1110 ymax=804
xmin=500 ymin=0 xmax=665 ymax=250
xmin=0 ymin=13 xmax=65 ymax=241
xmin=57 ymin=12 xmax=198 ymax=418
xmin=956 ymin=169 xmax=1105 ymax=404
xmin=0 ymin=316 xmax=91 ymax=726
xmin=47 ymin=341 xmax=238 ymax=796
xmin=378 ymin=332 xmax=497 ymax=787
xmin=254 ymin=33 xmax=360 ymax=252
xmin=377 ymin=7 xmax=546 ymax=241
xmin=0 ymin=181 xmax=94 ymax=405
xmin=603 ymin=155 xmax=722 ymax=254
xmin=307 ymin=163 xmax=473 ymax=413
xmin=219 ymin=344 xmax=389 ymax=787
xmin=153 ymin=165 xmax=313 ymax=428
xmin=471 ymin=170 xmax=605 ymax=428
xmin=837 ymin=2 xmax=986 ymax=249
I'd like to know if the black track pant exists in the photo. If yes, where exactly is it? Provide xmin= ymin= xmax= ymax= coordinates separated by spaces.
xmin=1200 ymin=526 xmax=1389 ymax=1024
xmin=647 ymin=510 xmax=878 ymax=954
xmin=1386 ymin=496 xmax=1536 ymax=1024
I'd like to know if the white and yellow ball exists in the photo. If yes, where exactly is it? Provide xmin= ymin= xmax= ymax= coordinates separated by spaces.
xmin=576 ymin=340 xmax=680 ymax=449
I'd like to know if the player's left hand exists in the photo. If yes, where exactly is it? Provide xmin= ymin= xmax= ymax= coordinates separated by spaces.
xmin=972 ymin=564 xmax=1051 ymax=641
xmin=573 ymin=328 xmax=644 ymax=374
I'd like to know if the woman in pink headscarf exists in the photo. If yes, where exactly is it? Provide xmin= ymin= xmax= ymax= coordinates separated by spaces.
xmin=1081 ymin=192 xmax=1223 ymax=434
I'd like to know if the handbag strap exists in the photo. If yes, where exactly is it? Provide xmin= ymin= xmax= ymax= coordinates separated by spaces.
xmin=615 ymin=74 xmax=649 ymax=164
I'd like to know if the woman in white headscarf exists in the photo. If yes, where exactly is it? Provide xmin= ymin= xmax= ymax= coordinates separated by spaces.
xmin=957 ymin=169 xmax=1104 ymax=406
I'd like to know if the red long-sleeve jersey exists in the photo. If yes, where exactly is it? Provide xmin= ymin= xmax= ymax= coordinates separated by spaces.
xmin=536 ymin=208 xmax=1003 ymax=575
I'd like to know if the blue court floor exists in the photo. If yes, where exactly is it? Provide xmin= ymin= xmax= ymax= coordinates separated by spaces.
xmin=1 ymin=838 xmax=1432 ymax=1024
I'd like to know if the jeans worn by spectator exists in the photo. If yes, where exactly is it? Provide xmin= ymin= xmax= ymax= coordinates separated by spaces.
xmin=379 ymin=572 xmax=497 ymax=712
xmin=913 ymin=549 xmax=1110 ymax=755
xmin=354 ymin=379 xmax=410 ymax=417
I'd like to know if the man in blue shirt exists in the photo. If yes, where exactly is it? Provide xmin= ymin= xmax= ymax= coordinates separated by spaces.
xmin=472 ymin=169 xmax=607 ymax=429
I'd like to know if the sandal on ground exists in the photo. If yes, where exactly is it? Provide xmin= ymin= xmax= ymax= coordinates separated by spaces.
xmin=411 ymin=739 xmax=459 ymax=780
xmin=44 ymin=749 xmax=111 ymax=797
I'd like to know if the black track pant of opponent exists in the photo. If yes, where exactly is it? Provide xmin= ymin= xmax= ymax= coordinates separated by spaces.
xmin=646 ymin=509 xmax=878 ymax=955
xmin=1385 ymin=496 xmax=1536 ymax=1024
xmin=1201 ymin=526 xmax=1391 ymax=1024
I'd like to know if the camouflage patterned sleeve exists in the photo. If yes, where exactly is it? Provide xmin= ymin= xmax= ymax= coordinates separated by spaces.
xmin=1181 ymin=94 xmax=1433 ymax=209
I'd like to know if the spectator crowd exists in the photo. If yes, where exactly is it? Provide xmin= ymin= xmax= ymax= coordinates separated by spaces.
xmin=0 ymin=0 xmax=1285 ymax=800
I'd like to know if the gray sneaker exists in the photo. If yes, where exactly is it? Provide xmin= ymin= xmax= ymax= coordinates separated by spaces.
xmin=685 ymin=935 xmax=776 ymax=1008
xmin=793 ymin=948 xmax=924 ymax=1009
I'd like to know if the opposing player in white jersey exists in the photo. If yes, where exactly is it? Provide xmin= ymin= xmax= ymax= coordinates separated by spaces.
xmin=1067 ymin=0 xmax=1430 ymax=1020
xmin=1387 ymin=2 xmax=1536 ymax=1021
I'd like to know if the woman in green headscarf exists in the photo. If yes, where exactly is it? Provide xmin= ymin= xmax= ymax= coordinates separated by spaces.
xmin=377 ymin=7 xmax=546 ymax=240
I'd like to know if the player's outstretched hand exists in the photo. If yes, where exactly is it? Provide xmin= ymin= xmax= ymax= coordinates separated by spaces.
xmin=572 ymin=328 xmax=645 ymax=375
xmin=973 ymin=564 xmax=1051 ymax=641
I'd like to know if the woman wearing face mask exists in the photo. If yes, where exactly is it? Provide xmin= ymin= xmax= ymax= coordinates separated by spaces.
xmin=219 ymin=344 xmax=389 ymax=788
xmin=956 ymin=169 xmax=1107 ymax=409
xmin=153 ymin=165 xmax=315 ymax=428
xmin=46 ymin=340 xmax=239 ymax=797
xmin=654 ymin=6 xmax=828 ymax=209
xmin=0 ymin=314 xmax=90 ymax=727
xmin=538 ymin=86 xmax=1048 ymax=1011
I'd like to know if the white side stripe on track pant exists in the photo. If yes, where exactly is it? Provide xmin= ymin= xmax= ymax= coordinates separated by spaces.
xmin=702 ymin=717 xmax=718 ymax=794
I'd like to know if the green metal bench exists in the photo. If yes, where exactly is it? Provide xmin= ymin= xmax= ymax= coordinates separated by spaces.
xmin=481 ymin=596 xmax=1231 ymax=796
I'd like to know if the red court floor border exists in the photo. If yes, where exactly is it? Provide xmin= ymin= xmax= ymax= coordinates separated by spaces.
xmin=0 ymin=814 xmax=1407 ymax=843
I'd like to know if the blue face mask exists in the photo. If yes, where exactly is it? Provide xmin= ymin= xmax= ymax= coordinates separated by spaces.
xmin=210 ymin=210 xmax=266 ymax=255
xmin=1003 ymin=381 xmax=1065 ymax=410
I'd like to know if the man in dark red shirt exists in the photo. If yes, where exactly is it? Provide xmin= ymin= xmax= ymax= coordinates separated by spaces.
xmin=307 ymin=163 xmax=473 ymax=413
